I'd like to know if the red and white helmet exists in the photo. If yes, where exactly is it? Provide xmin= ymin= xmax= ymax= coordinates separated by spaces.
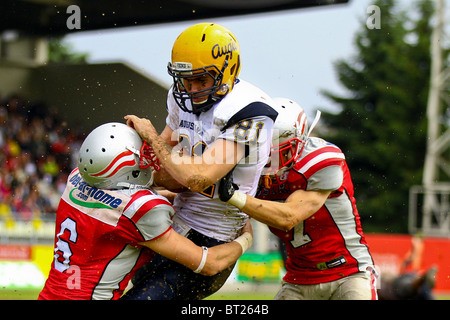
xmin=264 ymin=98 xmax=321 ymax=186
xmin=271 ymin=97 xmax=309 ymax=170
xmin=78 ymin=122 xmax=160 ymax=189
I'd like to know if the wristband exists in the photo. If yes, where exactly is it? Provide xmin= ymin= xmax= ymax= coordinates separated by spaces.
xmin=233 ymin=232 xmax=253 ymax=254
xmin=193 ymin=246 xmax=208 ymax=273
xmin=227 ymin=191 xmax=247 ymax=210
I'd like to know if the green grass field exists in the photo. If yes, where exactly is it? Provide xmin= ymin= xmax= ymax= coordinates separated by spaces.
xmin=0 ymin=289 xmax=40 ymax=300
xmin=0 ymin=289 xmax=275 ymax=300
xmin=1 ymin=287 xmax=447 ymax=300
xmin=0 ymin=280 xmax=279 ymax=300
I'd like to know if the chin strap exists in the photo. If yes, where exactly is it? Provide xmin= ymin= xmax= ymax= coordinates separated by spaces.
xmin=307 ymin=110 xmax=321 ymax=138
xmin=116 ymin=182 xmax=153 ymax=190
xmin=116 ymin=182 xmax=132 ymax=189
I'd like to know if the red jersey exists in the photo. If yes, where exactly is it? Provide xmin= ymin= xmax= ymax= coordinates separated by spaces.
xmin=257 ymin=137 xmax=375 ymax=284
xmin=38 ymin=168 xmax=174 ymax=300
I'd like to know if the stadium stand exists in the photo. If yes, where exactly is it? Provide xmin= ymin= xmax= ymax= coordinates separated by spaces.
xmin=0 ymin=93 xmax=85 ymax=242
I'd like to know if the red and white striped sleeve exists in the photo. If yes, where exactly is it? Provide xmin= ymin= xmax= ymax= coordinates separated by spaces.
xmin=123 ymin=190 xmax=175 ymax=241
xmin=293 ymin=143 xmax=345 ymax=191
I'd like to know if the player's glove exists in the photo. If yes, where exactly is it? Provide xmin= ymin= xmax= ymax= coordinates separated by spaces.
xmin=218 ymin=169 xmax=238 ymax=202
xmin=218 ymin=168 xmax=247 ymax=209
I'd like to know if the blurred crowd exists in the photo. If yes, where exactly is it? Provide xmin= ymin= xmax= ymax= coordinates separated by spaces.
xmin=0 ymin=94 xmax=86 ymax=222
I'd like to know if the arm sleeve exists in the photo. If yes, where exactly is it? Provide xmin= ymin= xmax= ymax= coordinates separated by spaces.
xmin=165 ymin=87 xmax=179 ymax=131
xmin=218 ymin=101 xmax=278 ymax=159
xmin=306 ymin=165 xmax=344 ymax=192
xmin=135 ymin=204 xmax=175 ymax=241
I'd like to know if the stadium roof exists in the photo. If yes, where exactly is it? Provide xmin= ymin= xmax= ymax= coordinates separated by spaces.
xmin=1 ymin=0 xmax=349 ymax=36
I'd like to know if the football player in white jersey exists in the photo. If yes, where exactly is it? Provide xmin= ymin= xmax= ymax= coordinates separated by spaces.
xmin=39 ymin=122 xmax=252 ymax=300
xmin=219 ymin=98 xmax=378 ymax=300
xmin=123 ymin=23 xmax=278 ymax=300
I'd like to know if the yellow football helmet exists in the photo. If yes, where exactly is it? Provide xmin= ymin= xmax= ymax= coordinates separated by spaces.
xmin=168 ymin=23 xmax=241 ymax=114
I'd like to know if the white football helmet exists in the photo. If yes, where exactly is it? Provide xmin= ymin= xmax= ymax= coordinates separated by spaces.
xmin=78 ymin=122 xmax=160 ymax=189
xmin=271 ymin=97 xmax=309 ymax=171
xmin=265 ymin=98 xmax=321 ymax=185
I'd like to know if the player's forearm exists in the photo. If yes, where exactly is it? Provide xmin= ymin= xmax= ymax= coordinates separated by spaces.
xmin=242 ymin=196 xmax=300 ymax=231
xmin=123 ymin=115 xmax=199 ymax=188
xmin=153 ymin=167 xmax=187 ymax=192
xmin=236 ymin=189 xmax=331 ymax=231
xmin=200 ymin=242 xmax=242 ymax=276
xmin=149 ymin=135 xmax=209 ymax=191
xmin=200 ymin=232 xmax=252 ymax=276
xmin=152 ymin=136 xmax=241 ymax=193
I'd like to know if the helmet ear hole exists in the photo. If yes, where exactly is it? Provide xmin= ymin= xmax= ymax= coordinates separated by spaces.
xmin=230 ymin=64 xmax=236 ymax=76
xmin=235 ymin=55 xmax=241 ymax=78
xmin=132 ymin=170 xmax=140 ymax=178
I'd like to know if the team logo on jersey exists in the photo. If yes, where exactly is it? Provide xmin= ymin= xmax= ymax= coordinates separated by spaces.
xmin=91 ymin=150 xmax=136 ymax=179
xmin=67 ymin=172 xmax=123 ymax=209
xmin=69 ymin=187 xmax=122 ymax=209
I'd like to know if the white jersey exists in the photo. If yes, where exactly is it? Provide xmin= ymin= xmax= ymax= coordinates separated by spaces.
xmin=166 ymin=79 xmax=278 ymax=241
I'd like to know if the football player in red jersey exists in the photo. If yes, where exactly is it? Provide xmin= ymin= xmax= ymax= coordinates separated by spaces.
xmin=219 ymin=98 xmax=378 ymax=300
xmin=38 ymin=122 xmax=252 ymax=300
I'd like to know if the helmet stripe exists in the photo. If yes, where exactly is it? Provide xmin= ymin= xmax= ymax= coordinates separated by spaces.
xmin=101 ymin=159 xmax=136 ymax=178
xmin=92 ymin=150 xmax=135 ymax=177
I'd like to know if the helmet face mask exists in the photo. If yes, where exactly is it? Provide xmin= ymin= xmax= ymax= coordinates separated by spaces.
xmin=271 ymin=136 xmax=305 ymax=170
xmin=168 ymin=63 xmax=226 ymax=113
xmin=78 ymin=123 xmax=160 ymax=190
xmin=140 ymin=141 xmax=161 ymax=171
xmin=264 ymin=136 xmax=306 ymax=187
xmin=168 ymin=23 xmax=241 ymax=114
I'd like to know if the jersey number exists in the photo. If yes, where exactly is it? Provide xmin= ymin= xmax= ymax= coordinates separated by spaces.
xmin=234 ymin=120 xmax=264 ymax=144
xmin=290 ymin=222 xmax=312 ymax=248
xmin=54 ymin=217 xmax=78 ymax=272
